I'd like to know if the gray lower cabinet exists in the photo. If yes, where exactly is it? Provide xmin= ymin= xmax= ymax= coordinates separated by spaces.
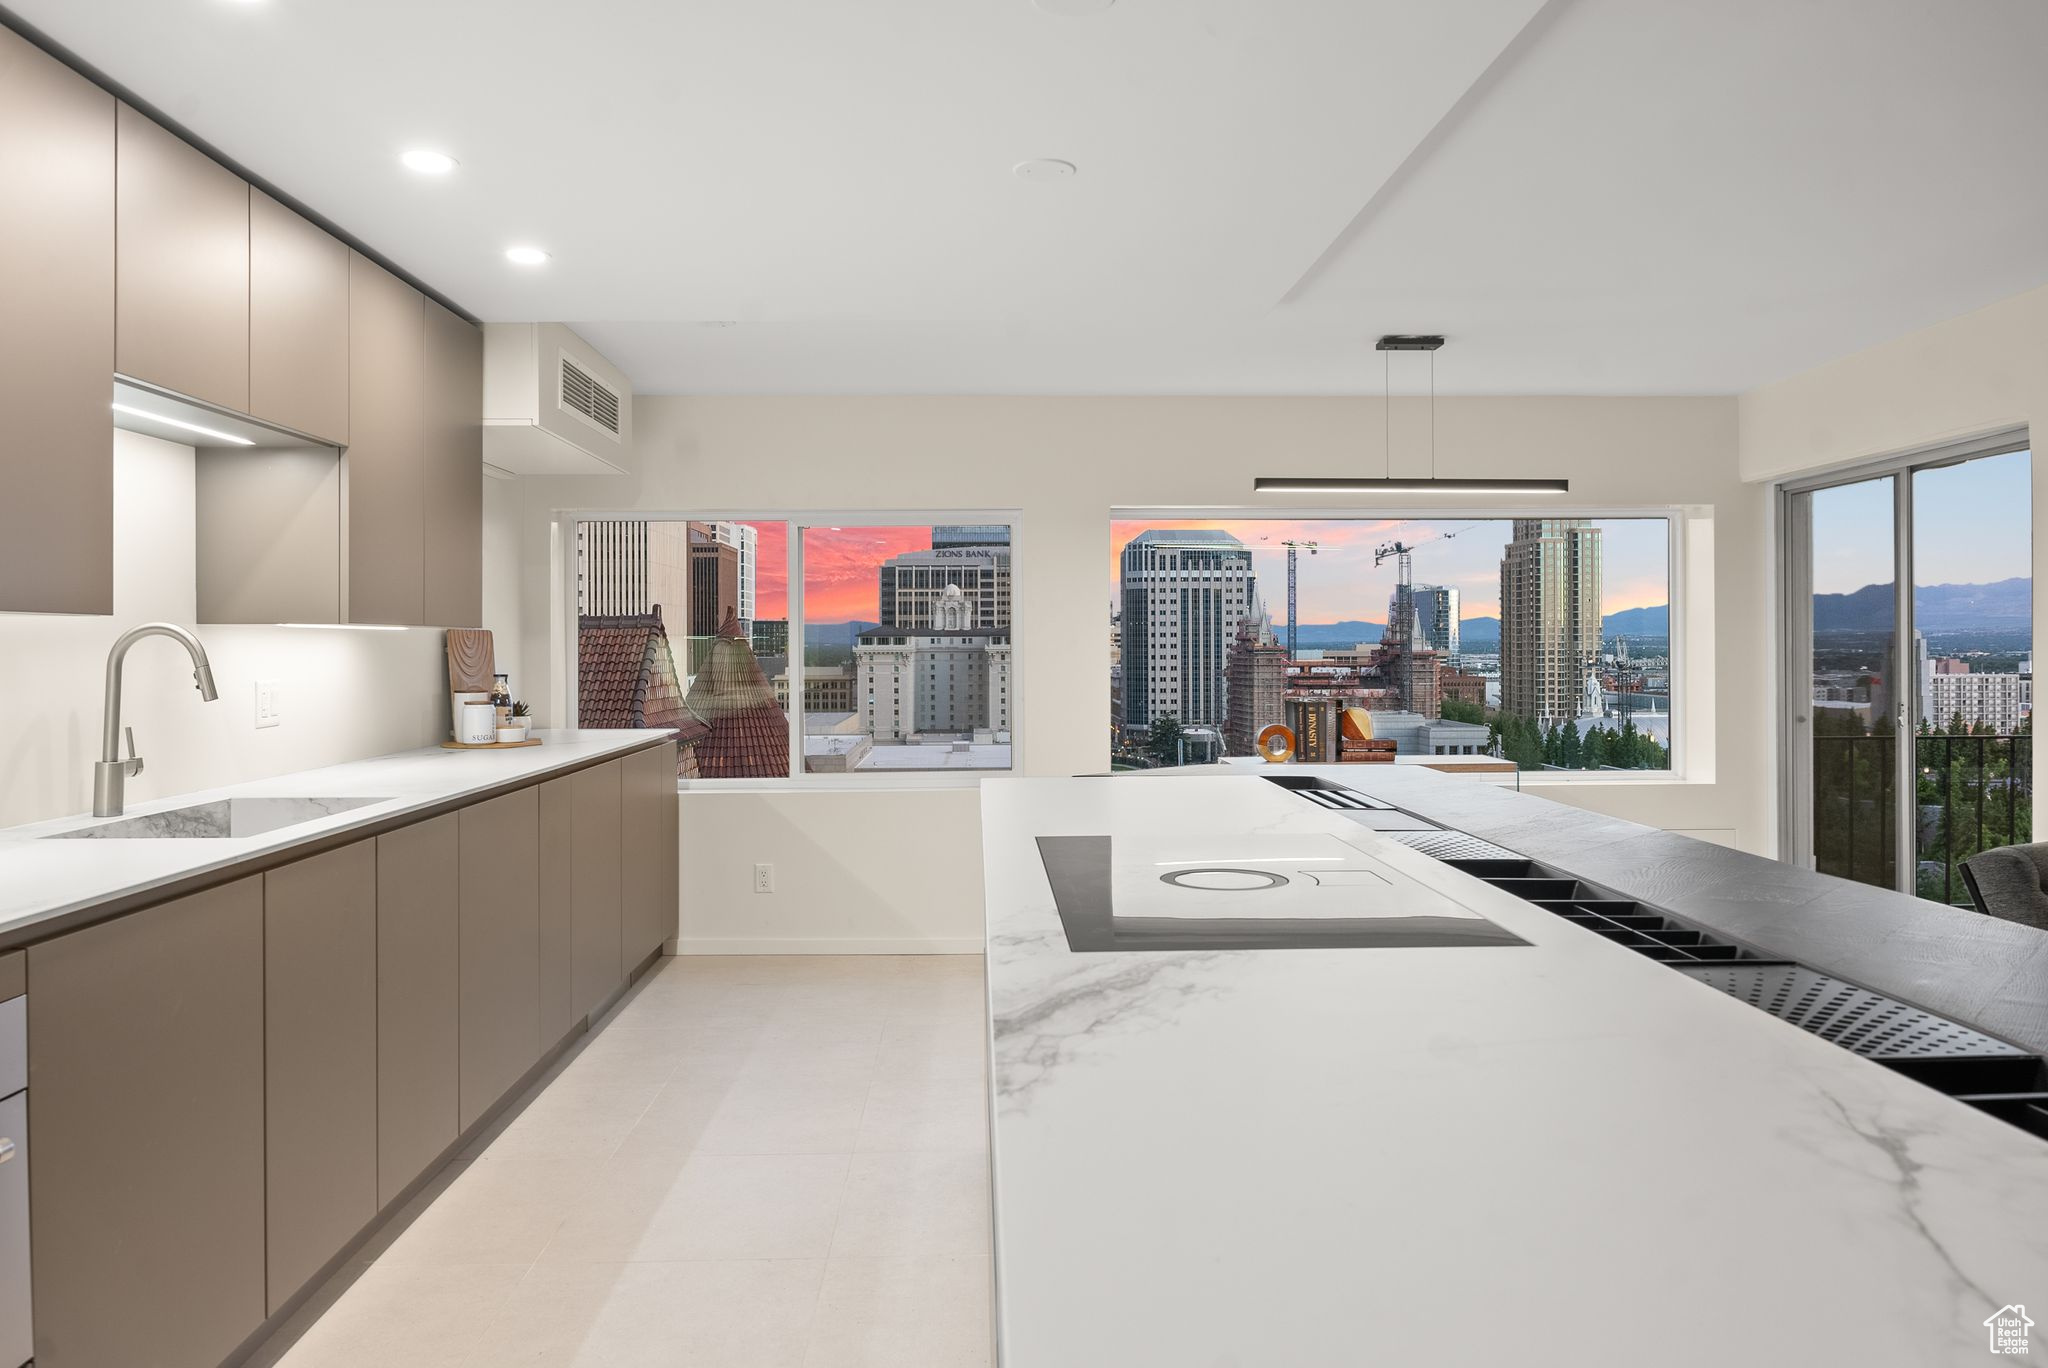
xmin=376 ymin=813 xmax=460 ymax=1206
xmin=17 ymin=743 xmax=671 ymax=1364
xmin=458 ymin=789 xmax=542 ymax=1130
xmin=264 ymin=842 xmax=377 ymax=1313
xmin=622 ymin=742 xmax=680 ymax=966
xmin=572 ymin=759 xmax=626 ymax=1020
xmin=27 ymin=877 xmax=267 ymax=1368
xmin=538 ymin=775 xmax=578 ymax=1046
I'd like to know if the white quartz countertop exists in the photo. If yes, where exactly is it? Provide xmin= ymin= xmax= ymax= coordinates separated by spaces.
xmin=983 ymin=775 xmax=2048 ymax=1367
xmin=0 ymin=729 xmax=673 ymax=947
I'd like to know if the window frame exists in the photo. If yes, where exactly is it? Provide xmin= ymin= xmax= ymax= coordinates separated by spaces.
xmin=1111 ymin=504 xmax=1690 ymax=782
xmin=557 ymin=508 xmax=1024 ymax=790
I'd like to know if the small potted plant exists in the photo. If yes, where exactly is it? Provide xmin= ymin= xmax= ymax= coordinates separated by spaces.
xmin=509 ymin=699 xmax=533 ymax=741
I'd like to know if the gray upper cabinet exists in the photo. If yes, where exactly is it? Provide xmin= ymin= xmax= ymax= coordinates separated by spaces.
xmin=249 ymin=189 xmax=349 ymax=445
xmin=27 ymin=877 xmax=267 ymax=1368
xmin=458 ymin=788 xmax=543 ymax=1130
xmin=264 ymin=842 xmax=378 ymax=1313
xmin=116 ymin=103 xmax=249 ymax=413
xmin=0 ymin=27 xmax=114 ymax=617
xmin=346 ymin=251 xmax=427 ymax=626
xmin=424 ymin=299 xmax=484 ymax=627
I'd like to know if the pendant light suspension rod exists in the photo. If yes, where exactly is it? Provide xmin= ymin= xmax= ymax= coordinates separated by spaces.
xmin=1255 ymin=332 xmax=1570 ymax=496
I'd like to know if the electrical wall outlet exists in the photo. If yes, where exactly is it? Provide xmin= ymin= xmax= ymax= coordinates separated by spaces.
xmin=255 ymin=679 xmax=281 ymax=729
xmin=753 ymin=862 xmax=775 ymax=894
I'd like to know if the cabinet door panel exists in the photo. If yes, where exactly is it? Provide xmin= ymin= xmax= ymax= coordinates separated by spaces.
xmin=539 ymin=776 xmax=577 ymax=1046
xmin=423 ymin=299 xmax=483 ymax=627
xmin=459 ymin=789 xmax=542 ymax=1129
xmin=571 ymin=760 xmax=624 ymax=1021
xmin=345 ymin=251 xmax=425 ymax=625
xmin=250 ymin=190 xmax=349 ymax=444
xmin=377 ymin=814 xmax=459 ymax=1205
xmin=265 ymin=842 xmax=377 ymax=1312
xmin=116 ymin=103 xmax=249 ymax=411
xmin=28 ymin=878 xmax=266 ymax=1368
xmin=0 ymin=28 xmax=114 ymax=615
xmin=622 ymin=743 xmax=680 ymax=966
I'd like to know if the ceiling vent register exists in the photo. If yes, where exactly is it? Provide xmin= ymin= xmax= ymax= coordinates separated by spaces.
xmin=559 ymin=356 xmax=621 ymax=435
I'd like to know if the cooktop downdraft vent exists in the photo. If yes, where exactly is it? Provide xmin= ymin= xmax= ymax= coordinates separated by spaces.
xmin=1678 ymin=963 xmax=2026 ymax=1060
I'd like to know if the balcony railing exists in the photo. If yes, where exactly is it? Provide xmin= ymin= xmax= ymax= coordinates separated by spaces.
xmin=1813 ymin=732 xmax=2033 ymax=904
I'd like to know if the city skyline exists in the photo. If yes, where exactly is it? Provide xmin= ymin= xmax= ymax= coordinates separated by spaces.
xmin=1107 ymin=517 xmax=1669 ymax=624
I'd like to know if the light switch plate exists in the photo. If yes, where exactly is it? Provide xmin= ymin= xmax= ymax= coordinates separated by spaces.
xmin=255 ymin=679 xmax=280 ymax=729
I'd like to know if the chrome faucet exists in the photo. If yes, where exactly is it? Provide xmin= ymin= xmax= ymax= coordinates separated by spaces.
xmin=95 ymin=623 xmax=220 ymax=817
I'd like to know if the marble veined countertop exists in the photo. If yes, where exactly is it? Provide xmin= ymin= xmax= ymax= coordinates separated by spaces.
xmin=983 ymin=775 xmax=2048 ymax=1367
xmin=0 ymin=729 xmax=673 ymax=948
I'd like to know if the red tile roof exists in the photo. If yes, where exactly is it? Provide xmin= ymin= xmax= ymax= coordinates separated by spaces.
xmin=577 ymin=611 xmax=689 ymax=777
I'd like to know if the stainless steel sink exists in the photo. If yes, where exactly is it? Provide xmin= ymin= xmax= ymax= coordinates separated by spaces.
xmin=44 ymin=796 xmax=391 ymax=840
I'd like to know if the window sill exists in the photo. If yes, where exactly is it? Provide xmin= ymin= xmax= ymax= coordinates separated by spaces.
xmin=678 ymin=772 xmax=1011 ymax=794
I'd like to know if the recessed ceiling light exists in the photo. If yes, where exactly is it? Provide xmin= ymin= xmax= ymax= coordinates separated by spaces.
xmin=400 ymin=148 xmax=458 ymax=175
xmin=1035 ymin=0 xmax=1116 ymax=13
xmin=504 ymin=245 xmax=550 ymax=266
xmin=1013 ymin=158 xmax=1077 ymax=182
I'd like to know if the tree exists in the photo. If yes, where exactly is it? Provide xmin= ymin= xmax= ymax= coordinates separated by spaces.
xmin=1145 ymin=717 xmax=1186 ymax=768
xmin=1582 ymin=726 xmax=1608 ymax=769
xmin=1441 ymin=696 xmax=1485 ymax=725
xmin=1559 ymin=721 xmax=1584 ymax=769
xmin=1504 ymin=715 xmax=1547 ymax=770
xmin=1542 ymin=722 xmax=1563 ymax=767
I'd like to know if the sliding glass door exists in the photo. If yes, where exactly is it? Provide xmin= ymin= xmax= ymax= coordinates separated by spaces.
xmin=1781 ymin=437 xmax=2032 ymax=901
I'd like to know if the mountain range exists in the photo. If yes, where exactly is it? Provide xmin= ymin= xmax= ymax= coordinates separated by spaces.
xmin=1288 ymin=604 xmax=1668 ymax=650
xmin=1812 ymin=577 xmax=2031 ymax=632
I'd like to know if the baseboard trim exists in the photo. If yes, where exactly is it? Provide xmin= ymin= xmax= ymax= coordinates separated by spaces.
xmin=678 ymin=936 xmax=986 ymax=955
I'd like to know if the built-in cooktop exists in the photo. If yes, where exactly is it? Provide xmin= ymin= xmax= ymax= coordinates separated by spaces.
xmin=1036 ymin=833 xmax=1527 ymax=952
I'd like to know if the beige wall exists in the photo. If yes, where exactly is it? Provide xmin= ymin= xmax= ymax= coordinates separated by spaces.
xmin=1740 ymin=281 xmax=2047 ymax=853
xmin=494 ymin=394 xmax=1769 ymax=950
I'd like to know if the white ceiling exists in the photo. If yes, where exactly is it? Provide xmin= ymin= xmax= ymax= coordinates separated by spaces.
xmin=11 ymin=0 xmax=2048 ymax=394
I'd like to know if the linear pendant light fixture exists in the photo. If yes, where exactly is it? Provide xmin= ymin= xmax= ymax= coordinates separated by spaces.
xmin=1255 ymin=335 xmax=1569 ymax=496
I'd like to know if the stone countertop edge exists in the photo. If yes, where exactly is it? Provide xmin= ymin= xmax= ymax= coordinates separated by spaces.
xmin=0 ymin=729 xmax=676 ymax=951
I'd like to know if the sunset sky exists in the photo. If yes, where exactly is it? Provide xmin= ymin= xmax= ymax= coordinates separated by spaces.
xmin=1107 ymin=517 xmax=1670 ymax=623
xmin=735 ymin=522 xmax=938 ymax=623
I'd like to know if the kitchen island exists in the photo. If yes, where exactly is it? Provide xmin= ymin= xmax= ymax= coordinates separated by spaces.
xmin=983 ymin=774 xmax=2048 ymax=1367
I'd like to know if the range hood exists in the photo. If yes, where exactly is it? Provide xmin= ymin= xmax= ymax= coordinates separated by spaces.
xmin=482 ymin=323 xmax=632 ymax=477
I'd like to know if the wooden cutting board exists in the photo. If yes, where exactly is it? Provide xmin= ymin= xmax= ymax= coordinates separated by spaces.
xmin=446 ymin=628 xmax=496 ymax=693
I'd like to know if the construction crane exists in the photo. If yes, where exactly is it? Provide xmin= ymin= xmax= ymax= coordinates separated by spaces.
xmin=1375 ymin=540 xmax=1418 ymax=710
xmin=1277 ymin=540 xmax=1318 ymax=658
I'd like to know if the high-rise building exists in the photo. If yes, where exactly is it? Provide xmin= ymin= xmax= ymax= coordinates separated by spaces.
xmin=687 ymin=522 xmax=741 ymax=637
xmin=856 ymin=585 xmax=1012 ymax=740
xmin=880 ymin=528 xmax=1011 ymax=630
xmin=1118 ymin=529 xmax=1254 ymax=730
xmin=1923 ymin=660 xmax=2033 ymax=733
xmin=1413 ymin=585 xmax=1461 ymax=663
xmin=751 ymin=618 xmax=790 ymax=658
xmin=1499 ymin=519 xmax=1603 ymax=725
xmin=701 ymin=521 xmax=759 ymax=632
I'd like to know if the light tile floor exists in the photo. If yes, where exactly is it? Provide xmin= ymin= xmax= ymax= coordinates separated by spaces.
xmin=257 ymin=955 xmax=993 ymax=1368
